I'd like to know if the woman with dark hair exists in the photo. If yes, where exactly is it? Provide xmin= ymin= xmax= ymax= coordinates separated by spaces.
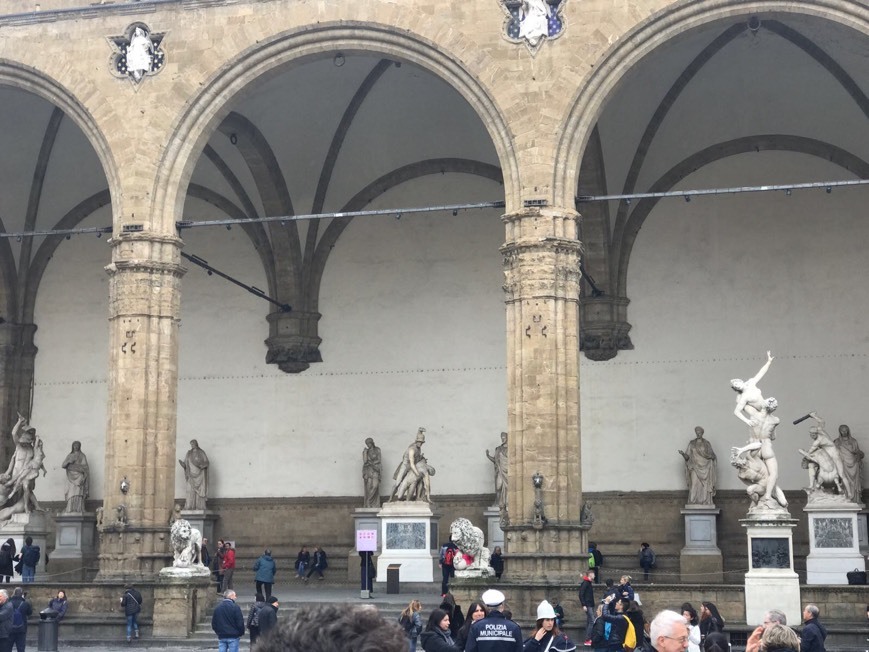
xmin=490 ymin=546 xmax=504 ymax=580
xmin=703 ymin=632 xmax=729 ymax=652
xmin=455 ymin=601 xmax=487 ymax=649
xmin=420 ymin=608 xmax=461 ymax=652
xmin=699 ymin=603 xmax=725 ymax=642
xmin=681 ymin=603 xmax=701 ymax=652
xmin=246 ymin=592 xmax=265 ymax=645
xmin=523 ymin=600 xmax=576 ymax=651
xmin=48 ymin=590 xmax=69 ymax=621
xmin=438 ymin=593 xmax=464 ymax=638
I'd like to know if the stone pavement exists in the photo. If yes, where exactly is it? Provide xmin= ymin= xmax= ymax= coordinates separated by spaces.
xmin=51 ymin=581 xmax=446 ymax=651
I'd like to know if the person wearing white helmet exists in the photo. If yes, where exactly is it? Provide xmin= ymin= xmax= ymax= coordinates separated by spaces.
xmin=465 ymin=589 xmax=523 ymax=652
xmin=523 ymin=600 xmax=577 ymax=651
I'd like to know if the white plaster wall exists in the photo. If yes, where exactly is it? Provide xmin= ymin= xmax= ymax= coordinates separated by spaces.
xmin=581 ymin=152 xmax=869 ymax=493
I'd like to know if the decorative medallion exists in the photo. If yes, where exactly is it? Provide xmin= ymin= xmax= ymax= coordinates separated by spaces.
xmin=502 ymin=0 xmax=567 ymax=54
xmin=108 ymin=23 xmax=166 ymax=85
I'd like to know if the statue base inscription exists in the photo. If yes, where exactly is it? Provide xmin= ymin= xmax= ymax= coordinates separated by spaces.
xmin=680 ymin=506 xmax=722 ymax=583
xmin=51 ymin=512 xmax=97 ymax=580
xmin=376 ymin=501 xmax=438 ymax=583
xmin=0 ymin=512 xmax=49 ymax=575
xmin=805 ymin=502 xmax=865 ymax=585
xmin=741 ymin=516 xmax=800 ymax=626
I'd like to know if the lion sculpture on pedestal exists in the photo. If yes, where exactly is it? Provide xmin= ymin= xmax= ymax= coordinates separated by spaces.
xmin=449 ymin=517 xmax=494 ymax=577
xmin=170 ymin=518 xmax=203 ymax=568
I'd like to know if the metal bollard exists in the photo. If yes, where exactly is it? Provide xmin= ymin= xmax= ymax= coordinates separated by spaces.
xmin=37 ymin=607 xmax=58 ymax=652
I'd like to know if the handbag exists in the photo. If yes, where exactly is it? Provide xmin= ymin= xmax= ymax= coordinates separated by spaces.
xmin=846 ymin=568 xmax=867 ymax=585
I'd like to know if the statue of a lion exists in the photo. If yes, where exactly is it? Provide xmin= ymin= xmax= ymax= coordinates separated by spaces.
xmin=170 ymin=518 xmax=203 ymax=568
xmin=449 ymin=517 xmax=493 ymax=576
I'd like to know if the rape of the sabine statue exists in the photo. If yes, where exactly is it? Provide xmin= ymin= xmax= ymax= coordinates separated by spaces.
xmin=178 ymin=439 xmax=209 ymax=510
xmin=798 ymin=413 xmax=854 ymax=503
xmin=730 ymin=352 xmax=789 ymax=514
xmin=678 ymin=426 xmax=717 ymax=505
xmin=389 ymin=428 xmax=434 ymax=502
xmin=0 ymin=413 xmax=47 ymax=522
xmin=362 ymin=437 xmax=382 ymax=508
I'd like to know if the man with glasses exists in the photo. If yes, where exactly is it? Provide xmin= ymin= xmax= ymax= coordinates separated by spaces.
xmin=746 ymin=609 xmax=788 ymax=652
xmin=650 ymin=610 xmax=689 ymax=652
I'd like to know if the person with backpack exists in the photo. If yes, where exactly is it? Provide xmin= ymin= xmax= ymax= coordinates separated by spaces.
xmin=9 ymin=587 xmax=31 ymax=652
xmin=590 ymin=603 xmax=629 ymax=652
xmin=246 ymin=593 xmax=266 ymax=646
xmin=638 ymin=544 xmax=655 ymax=582
xmin=438 ymin=538 xmax=458 ymax=596
xmin=400 ymin=599 xmax=424 ymax=651
xmin=16 ymin=538 xmax=39 ymax=584
xmin=120 ymin=584 xmax=143 ymax=643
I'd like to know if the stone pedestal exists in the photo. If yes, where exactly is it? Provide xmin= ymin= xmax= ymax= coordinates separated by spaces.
xmin=680 ymin=506 xmax=723 ymax=582
xmin=805 ymin=502 xmax=865 ymax=585
xmin=375 ymin=501 xmax=438 ymax=582
xmin=347 ymin=507 xmax=381 ymax=584
xmin=484 ymin=506 xmax=504 ymax=551
xmin=152 ymin=571 xmax=213 ymax=638
xmin=51 ymin=512 xmax=97 ymax=580
xmin=742 ymin=516 xmax=801 ymax=626
xmin=0 ymin=512 xmax=50 ymax=576
xmin=857 ymin=510 xmax=868 ymax=556
xmin=179 ymin=510 xmax=217 ymax=544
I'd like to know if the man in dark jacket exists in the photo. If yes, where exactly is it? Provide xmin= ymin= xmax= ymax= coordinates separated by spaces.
xmin=211 ymin=590 xmax=245 ymax=652
xmin=17 ymin=539 xmax=39 ymax=585
xmin=120 ymin=584 xmax=142 ymax=643
xmin=253 ymin=549 xmax=276 ymax=599
xmin=579 ymin=571 xmax=595 ymax=645
xmin=465 ymin=589 xmax=523 ymax=652
xmin=591 ymin=605 xmax=629 ymax=652
xmin=258 ymin=596 xmax=279 ymax=639
xmin=800 ymin=604 xmax=826 ymax=652
xmin=8 ymin=587 xmax=31 ymax=652
xmin=0 ymin=590 xmax=13 ymax=652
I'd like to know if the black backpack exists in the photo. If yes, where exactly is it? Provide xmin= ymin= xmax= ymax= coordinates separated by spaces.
xmin=11 ymin=600 xmax=26 ymax=631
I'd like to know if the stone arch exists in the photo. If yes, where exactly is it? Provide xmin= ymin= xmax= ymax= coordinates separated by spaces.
xmin=552 ymin=0 xmax=869 ymax=205
xmin=614 ymin=136 xmax=869 ymax=296
xmin=152 ymin=21 xmax=519 ymax=235
xmin=0 ymin=61 xmax=119 ymax=318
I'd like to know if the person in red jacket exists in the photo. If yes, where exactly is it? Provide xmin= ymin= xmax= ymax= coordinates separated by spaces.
xmin=222 ymin=542 xmax=236 ymax=592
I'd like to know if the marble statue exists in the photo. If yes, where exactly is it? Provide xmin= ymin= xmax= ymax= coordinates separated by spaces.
xmin=0 ymin=413 xmax=45 ymax=521
xmin=678 ymin=426 xmax=717 ymax=505
xmin=798 ymin=413 xmax=850 ymax=501
xmin=61 ymin=441 xmax=89 ymax=514
xmin=834 ymin=424 xmax=864 ymax=505
xmin=127 ymin=27 xmax=153 ymax=80
xmin=170 ymin=518 xmax=204 ymax=567
xmin=730 ymin=353 xmax=788 ymax=512
xmin=486 ymin=432 xmax=508 ymax=514
xmin=449 ymin=517 xmax=494 ymax=577
xmin=362 ymin=437 xmax=382 ymax=508
xmin=518 ymin=0 xmax=551 ymax=46
xmin=389 ymin=428 xmax=430 ymax=502
xmin=179 ymin=439 xmax=209 ymax=510
xmin=580 ymin=501 xmax=594 ymax=527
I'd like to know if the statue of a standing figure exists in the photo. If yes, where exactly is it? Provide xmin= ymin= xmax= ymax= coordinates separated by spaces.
xmin=390 ymin=428 xmax=428 ymax=502
xmin=179 ymin=440 xmax=209 ymax=510
xmin=127 ymin=27 xmax=153 ymax=81
xmin=362 ymin=438 xmax=382 ymax=508
xmin=678 ymin=427 xmax=717 ymax=505
xmin=61 ymin=441 xmax=89 ymax=513
xmin=834 ymin=424 xmax=864 ymax=505
xmin=486 ymin=432 xmax=508 ymax=522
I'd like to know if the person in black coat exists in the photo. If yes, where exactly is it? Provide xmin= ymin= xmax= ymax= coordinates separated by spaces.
xmin=800 ymin=604 xmax=826 ymax=652
xmin=419 ymin=608 xmax=461 ymax=652
xmin=9 ymin=587 xmax=32 ymax=651
xmin=211 ymin=590 xmax=245 ymax=648
xmin=305 ymin=547 xmax=328 ymax=581
xmin=579 ymin=571 xmax=595 ymax=643
xmin=257 ymin=596 xmax=279 ymax=640
xmin=0 ymin=541 xmax=14 ymax=584
xmin=120 ymin=584 xmax=143 ymax=643
xmin=699 ymin=602 xmax=724 ymax=642
xmin=490 ymin=546 xmax=504 ymax=580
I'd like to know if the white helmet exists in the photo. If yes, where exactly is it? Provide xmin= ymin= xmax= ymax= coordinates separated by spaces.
xmin=537 ymin=600 xmax=557 ymax=620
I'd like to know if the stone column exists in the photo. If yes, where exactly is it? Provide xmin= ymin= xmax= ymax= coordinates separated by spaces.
xmin=98 ymin=232 xmax=185 ymax=577
xmin=501 ymin=205 xmax=585 ymax=581
xmin=0 ymin=323 xmax=37 ymax=467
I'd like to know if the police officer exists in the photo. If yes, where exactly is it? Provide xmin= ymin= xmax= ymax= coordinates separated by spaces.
xmin=465 ymin=589 xmax=523 ymax=652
